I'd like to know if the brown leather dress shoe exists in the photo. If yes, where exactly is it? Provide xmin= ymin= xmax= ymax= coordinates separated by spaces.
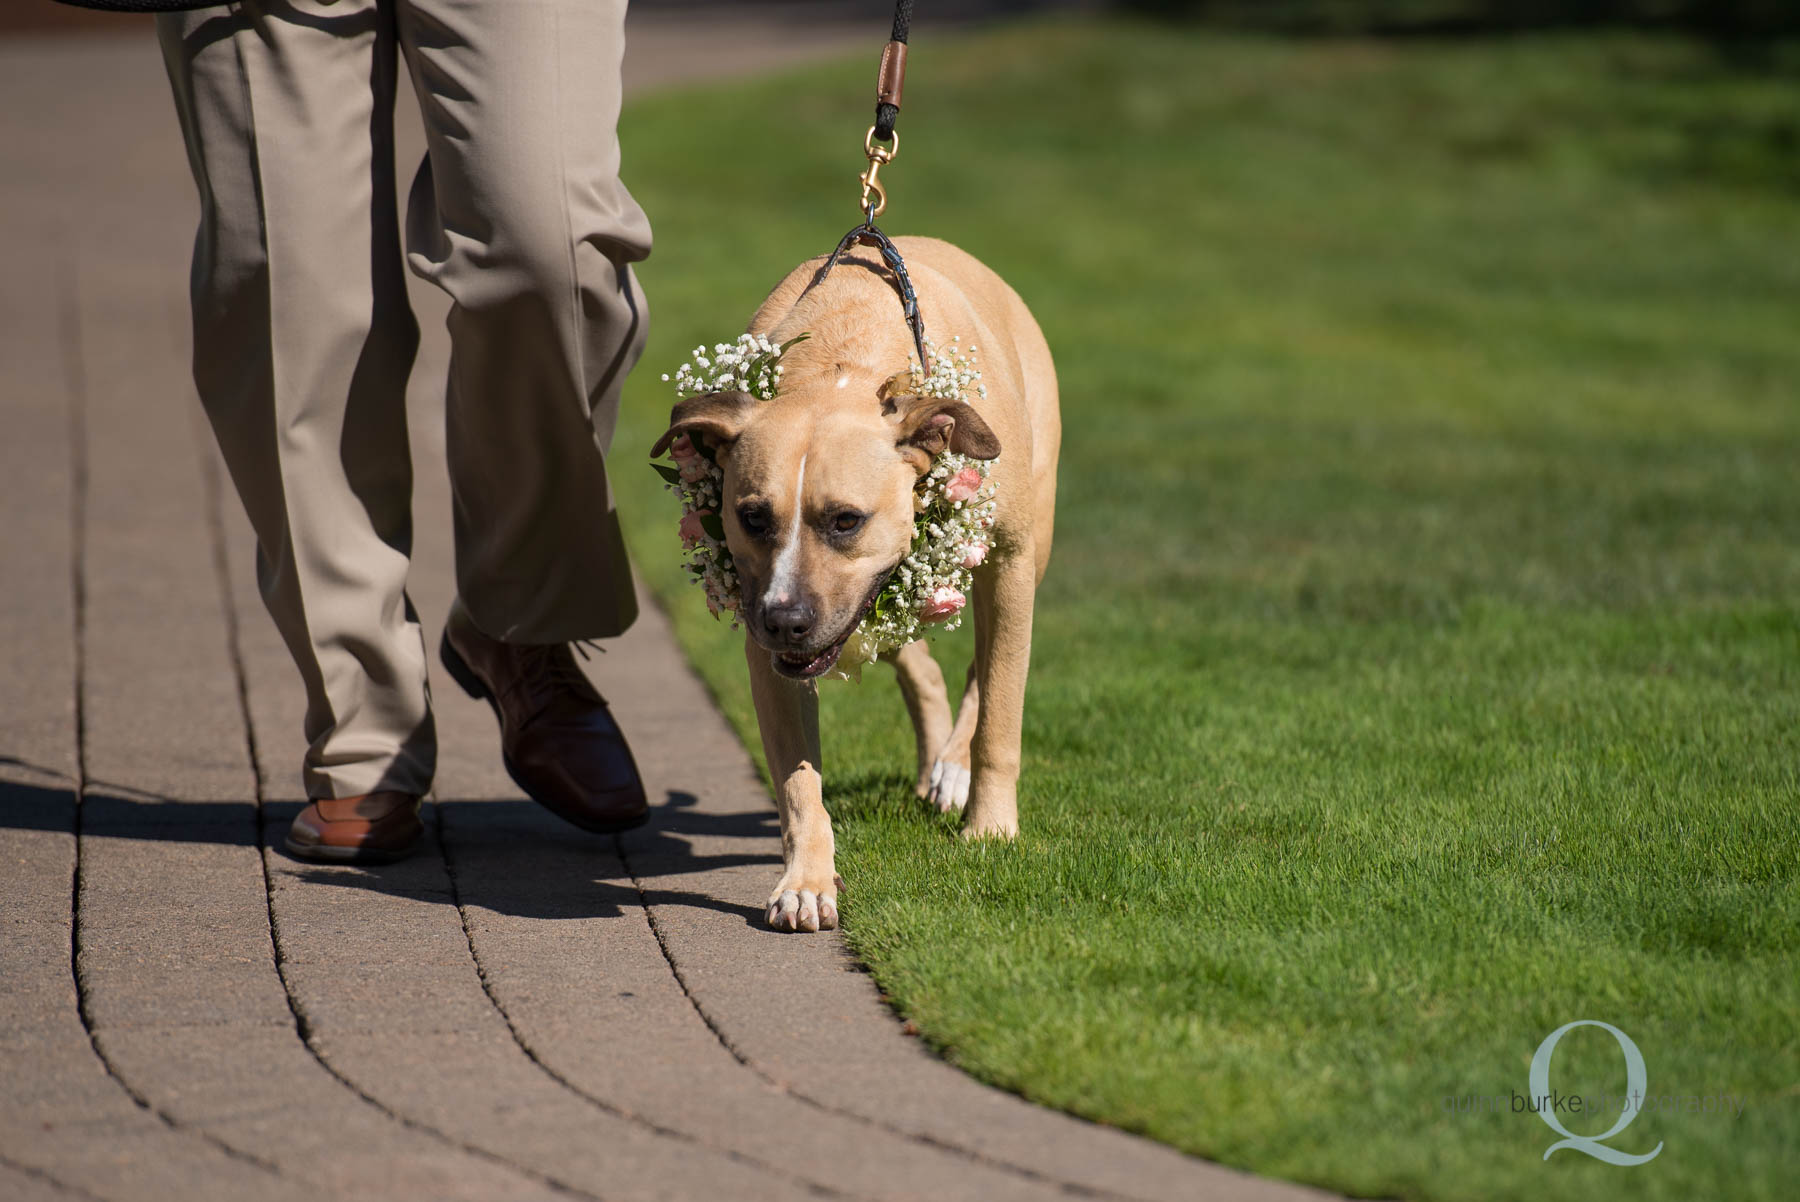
xmin=439 ymin=604 xmax=649 ymax=833
xmin=284 ymin=791 xmax=424 ymax=863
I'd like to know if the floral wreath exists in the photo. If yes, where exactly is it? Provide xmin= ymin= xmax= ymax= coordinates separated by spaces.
xmin=652 ymin=332 xmax=996 ymax=681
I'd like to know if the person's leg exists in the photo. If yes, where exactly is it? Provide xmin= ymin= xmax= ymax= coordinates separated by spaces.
xmin=390 ymin=0 xmax=650 ymax=831
xmin=158 ymin=1 xmax=435 ymax=811
xmin=397 ymin=0 xmax=650 ymax=645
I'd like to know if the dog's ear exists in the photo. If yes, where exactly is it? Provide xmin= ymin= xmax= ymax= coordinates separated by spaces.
xmin=650 ymin=391 xmax=756 ymax=458
xmin=891 ymin=395 xmax=1002 ymax=463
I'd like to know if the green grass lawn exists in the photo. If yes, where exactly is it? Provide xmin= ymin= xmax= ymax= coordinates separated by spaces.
xmin=611 ymin=21 xmax=1799 ymax=1201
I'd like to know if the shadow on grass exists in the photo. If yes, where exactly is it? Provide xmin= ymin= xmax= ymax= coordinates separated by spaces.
xmin=825 ymin=767 xmax=966 ymax=836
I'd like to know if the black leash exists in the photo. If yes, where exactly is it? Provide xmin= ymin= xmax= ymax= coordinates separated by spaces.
xmin=873 ymin=0 xmax=914 ymax=144
xmin=803 ymin=1 xmax=930 ymax=373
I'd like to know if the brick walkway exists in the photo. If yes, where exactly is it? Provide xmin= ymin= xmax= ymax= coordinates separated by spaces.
xmin=0 ymin=13 xmax=1327 ymax=1201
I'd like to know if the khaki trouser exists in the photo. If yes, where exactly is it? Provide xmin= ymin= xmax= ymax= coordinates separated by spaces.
xmin=157 ymin=0 xmax=650 ymax=800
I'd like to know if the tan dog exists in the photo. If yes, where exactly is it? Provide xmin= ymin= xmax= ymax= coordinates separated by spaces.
xmin=652 ymin=237 xmax=1059 ymax=932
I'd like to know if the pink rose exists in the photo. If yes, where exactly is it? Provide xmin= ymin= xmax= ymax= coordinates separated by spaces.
xmin=669 ymin=433 xmax=697 ymax=461
xmin=960 ymin=541 xmax=988 ymax=569
xmin=944 ymin=467 xmax=983 ymax=503
xmin=918 ymin=586 xmax=966 ymax=623
xmin=679 ymin=509 xmax=712 ymax=547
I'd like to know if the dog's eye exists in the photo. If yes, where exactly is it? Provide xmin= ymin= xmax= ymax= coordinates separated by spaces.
xmin=829 ymin=511 xmax=866 ymax=536
xmin=737 ymin=504 xmax=773 ymax=538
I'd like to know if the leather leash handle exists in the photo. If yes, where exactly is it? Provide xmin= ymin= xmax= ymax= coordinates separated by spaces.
xmin=873 ymin=1 xmax=913 ymax=143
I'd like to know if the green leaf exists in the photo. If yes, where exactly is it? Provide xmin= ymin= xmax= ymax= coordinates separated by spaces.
xmin=651 ymin=461 xmax=683 ymax=485
xmin=699 ymin=513 xmax=726 ymax=542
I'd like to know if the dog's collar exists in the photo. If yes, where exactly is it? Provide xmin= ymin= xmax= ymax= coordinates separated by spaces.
xmin=804 ymin=218 xmax=930 ymax=376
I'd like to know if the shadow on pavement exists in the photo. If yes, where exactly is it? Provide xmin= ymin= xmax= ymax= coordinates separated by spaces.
xmin=1 ymin=776 xmax=776 ymax=926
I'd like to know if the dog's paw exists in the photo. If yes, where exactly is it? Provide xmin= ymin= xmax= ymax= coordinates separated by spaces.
xmin=927 ymin=758 xmax=971 ymax=812
xmin=960 ymin=816 xmax=1019 ymax=841
xmin=766 ymin=873 xmax=843 ymax=933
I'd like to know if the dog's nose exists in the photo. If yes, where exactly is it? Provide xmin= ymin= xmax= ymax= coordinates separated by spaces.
xmin=762 ymin=599 xmax=816 ymax=643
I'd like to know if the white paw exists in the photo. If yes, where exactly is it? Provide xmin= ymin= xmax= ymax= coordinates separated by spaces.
xmin=766 ymin=878 xmax=841 ymax=933
xmin=928 ymin=759 xmax=971 ymax=813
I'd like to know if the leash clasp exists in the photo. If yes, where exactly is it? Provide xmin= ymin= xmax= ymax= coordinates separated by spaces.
xmin=859 ymin=126 xmax=897 ymax=219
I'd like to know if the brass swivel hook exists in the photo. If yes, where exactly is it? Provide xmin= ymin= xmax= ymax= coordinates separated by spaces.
xmin=859 ymin=125 xmax=898 ymax=220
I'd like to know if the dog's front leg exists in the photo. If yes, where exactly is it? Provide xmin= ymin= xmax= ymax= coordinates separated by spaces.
xmin=889 ymin=639 xmax=954 ymax=802
xmin=745 ymin=638 xmax=839 ymax=931
xmin=962 ymin=541 xmax=1038 ymax=840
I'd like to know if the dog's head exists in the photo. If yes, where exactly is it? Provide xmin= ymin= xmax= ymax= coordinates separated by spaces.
xmin=652 ymin=373 xmax=1000 ymax=680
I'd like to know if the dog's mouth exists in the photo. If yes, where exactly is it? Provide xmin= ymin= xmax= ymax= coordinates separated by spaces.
xmin=774 ymin=640 xmax=848 ymax=680
xmin=769 ymin=568 xmax=895 ymax=681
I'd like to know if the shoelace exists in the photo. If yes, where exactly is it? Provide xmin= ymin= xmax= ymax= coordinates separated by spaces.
xmin=510 ymin=640 xmax=605 ymax=719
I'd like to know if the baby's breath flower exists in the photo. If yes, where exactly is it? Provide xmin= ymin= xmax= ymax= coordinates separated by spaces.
xmin=666 ymin=331 xmax=806 ymax=402
xmin=908 ymin=334 xmax=985 ymax=405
